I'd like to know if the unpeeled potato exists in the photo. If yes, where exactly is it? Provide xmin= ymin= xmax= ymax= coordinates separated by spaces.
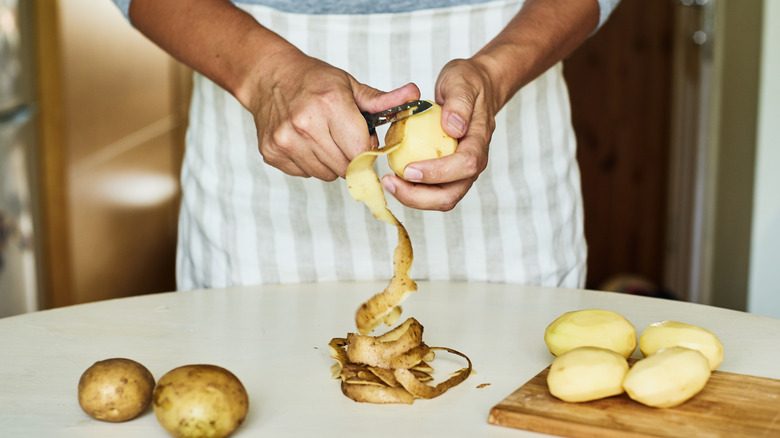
xmin=153 ymin=364 xmax=249 ymax=438
xmin=547 ymin=346 xmax=629 ymax=402
xmin=77 ymin=358 xmax=155 ymax=422
xmin=623 ymin=346 xmax=711 ymax=408
xmin=385 ymin=101 xmax=458 ymax=178
xmin=639 ymin=320 xmax=723 ymax=370
xmin=544 ymin=309 xmax=637 ymax=358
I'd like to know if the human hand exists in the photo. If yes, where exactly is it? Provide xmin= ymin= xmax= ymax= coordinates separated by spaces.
xmin=380 ymin=57 xmax=499 ymax=211
xmin=248 ymin=48 xmax=420 ymax=181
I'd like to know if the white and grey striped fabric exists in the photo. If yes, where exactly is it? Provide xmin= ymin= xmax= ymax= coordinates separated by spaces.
xmin=113 ymin=1 xmax=621 ymax=32
xmin=176 ymin=0 xmax=587 ymax=291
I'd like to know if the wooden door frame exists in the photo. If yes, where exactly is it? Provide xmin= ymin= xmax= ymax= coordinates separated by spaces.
xmin=665 ymin=0 xmax=717 ymax=303
xmin=32 ymin=0 xmax=75 ymax=308
xmin=665 ymin=0 xmax=764 ymax=308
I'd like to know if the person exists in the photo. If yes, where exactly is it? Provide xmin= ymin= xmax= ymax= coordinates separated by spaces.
xmin=111 ymin=0 xmax=621 ymax=291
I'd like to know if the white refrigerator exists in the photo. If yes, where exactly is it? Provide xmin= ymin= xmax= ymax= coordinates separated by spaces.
xmin=0 ymin=0 xmax=42 ymax=318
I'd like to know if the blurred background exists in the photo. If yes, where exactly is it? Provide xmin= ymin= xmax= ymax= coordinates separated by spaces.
xmin=0 ymin=0 xmax=777 ymax=318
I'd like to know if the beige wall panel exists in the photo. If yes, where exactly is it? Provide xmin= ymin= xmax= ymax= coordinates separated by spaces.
xmin=69 ymin=132 xmax=180 ymax=304
xmin=58 ymin=0 xmax=174 ymax=165
xmin=36 ymin=0 xmax=190 ymax=306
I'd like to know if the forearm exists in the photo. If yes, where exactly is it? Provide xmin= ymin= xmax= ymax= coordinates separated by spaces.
xmin=128 ymin=0 xmax=296 ymax=110
xmin=473 ymin=0 xmax=600 ymax=110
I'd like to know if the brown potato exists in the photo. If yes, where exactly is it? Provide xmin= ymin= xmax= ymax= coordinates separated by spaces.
xmin=77 ymin=358 xmax=155 ymax=422
xmin=153 ymin=364 xmax=249 ymax=438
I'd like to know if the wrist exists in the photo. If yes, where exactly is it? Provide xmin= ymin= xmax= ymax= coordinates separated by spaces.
xmin=471 ymin=44 xmax=532 ymax=112
xmin=233 ymin=35 xmax=301 ymax=112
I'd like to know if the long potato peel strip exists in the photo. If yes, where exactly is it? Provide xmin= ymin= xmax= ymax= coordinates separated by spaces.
xmin=393 ymin=347 xmax=472 ymax=399
xmin=333 ymin=120 xmax=471 ymax=404
xmin=346 ymin=144 xmax=417 ymax=335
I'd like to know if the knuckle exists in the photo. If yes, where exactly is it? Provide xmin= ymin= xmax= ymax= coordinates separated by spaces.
xmin=438 ymin=193 xmax=461 ymax=212
xmin=269 ymin=124 xmax=288 ymax=145
xmin=460 ymin=152 xmax=484 ymax=177
xmin=270 ymin=125 xmax=299 ymax=155
xmin=289 ymin=110 xmax=314 ymax=133
xmin=260 ymin=148 xmax=284 ymax=168
xmin=454 ymin=90 xmax=477 ymax=109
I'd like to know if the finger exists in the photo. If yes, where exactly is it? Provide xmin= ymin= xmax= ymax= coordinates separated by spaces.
xmin=401 ymin=146 xmax=484 ymax=185
xmin=262 ymin=155 xmax=309 ymax=178
xmin=309 ymin=134 xmax=351 ymax=179
xmin=271 ymin=139 xmax=341 ymax=180
xmin=264 ymin=117 xmax=342 ymax=180
xmin=326 ymin=99 xmax=375 ymax=164
xmin=296 ymin=158 xmax=340 ymax=181
xmin=336 ymin=81 xmax=420 ymax=162
xmin=283 ymin=99 xmax=358 ymax=179
xmin=380 ymin=173 xmax=473 ymax=212
xmin=435 ymin=65 xmax=477 ymax=139
xmin=286 ymin=131 xmax=346 ymax=181
xmin=353 ymin=81 xmax=421 ymax=113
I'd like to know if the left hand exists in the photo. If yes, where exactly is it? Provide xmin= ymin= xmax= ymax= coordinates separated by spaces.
xmin=380 ymin=57 xmax=499 ymax=211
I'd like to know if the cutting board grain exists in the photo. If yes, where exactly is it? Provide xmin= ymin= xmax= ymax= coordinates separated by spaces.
xmin=488 ymin=363 xmax=780 ymax=438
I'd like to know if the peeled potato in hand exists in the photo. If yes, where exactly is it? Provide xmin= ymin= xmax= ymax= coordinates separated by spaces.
xmin=639 ymin=320 xmax=723 ymax=370
xmin=385 ymin=101 xmax=458 ymax=178
xmin=547 ymin=346 xmax=629 ymax=402
xmin=623 ymin=346 xmax=711 ymax=408
xmin=544 ymin=309 xmax=637 ymax=358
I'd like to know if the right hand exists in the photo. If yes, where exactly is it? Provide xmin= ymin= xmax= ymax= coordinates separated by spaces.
xmin=247 ymin=47 xmax=420 ymax=181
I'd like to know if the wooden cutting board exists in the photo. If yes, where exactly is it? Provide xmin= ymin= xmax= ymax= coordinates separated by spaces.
xmin=488 ymin=363 xmax=780 ymax=437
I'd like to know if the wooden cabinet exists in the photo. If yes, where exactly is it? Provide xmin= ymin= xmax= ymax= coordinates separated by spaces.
xmin=564 ymin=0 xmax=675 ymax=295
xmin=33 ymin=0 xmax=191 ymax=307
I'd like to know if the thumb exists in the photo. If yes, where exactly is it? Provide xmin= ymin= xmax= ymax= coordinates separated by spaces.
xmin=435 ymin=69 xmax=476 ymax=139
xmin=353 ymin=82 xmax=421 ymax=113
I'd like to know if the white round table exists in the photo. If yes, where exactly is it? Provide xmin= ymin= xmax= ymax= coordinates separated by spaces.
xmin=1 ymin=281 xmax=778 ymax=437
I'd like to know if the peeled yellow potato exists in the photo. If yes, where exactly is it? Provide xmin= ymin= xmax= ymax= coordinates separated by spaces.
xmin=385 ymin=101 xmax=458 ymax=178
xmin=544 ymin=309 xmax=637 ymax=358
xmin=639 ymin=320 xmax=723 ymax=370
xmin=623 ymin=346 xmax=711 ymax=408
xmin=153 ymin=364 xmax=249 ymax=438
xmin=547 ymin=346 xmax=629 ymax=402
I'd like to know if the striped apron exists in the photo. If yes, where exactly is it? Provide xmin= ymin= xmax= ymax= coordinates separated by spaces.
xmin=176 ymin=0 xmax=587 ymax=291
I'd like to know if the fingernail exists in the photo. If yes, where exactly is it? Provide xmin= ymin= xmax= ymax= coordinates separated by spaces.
xmin=403 ymin=167 xmax=423 ymax=182
xmin=447 ymin=113 xmax=466 ymax=137
xmin=382 ymin=179 xmax=396 ymax=194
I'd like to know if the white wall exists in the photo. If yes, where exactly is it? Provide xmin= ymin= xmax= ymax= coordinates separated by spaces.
xmin=747 ymin=0 xmax=780 ymax=318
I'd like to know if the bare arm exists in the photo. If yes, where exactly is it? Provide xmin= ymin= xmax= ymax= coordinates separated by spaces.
xmin=383 ymin=0 xmax=600 ymax=210
xmin=129 ymin=0 xmax=290 ymax=111
xmin=470 ymin=0 xmax=599 ymax=113
xmin=128 ymin=0 xmax=420 ymax=180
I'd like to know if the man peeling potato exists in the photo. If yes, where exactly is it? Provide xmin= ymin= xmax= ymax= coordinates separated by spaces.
xmin=111 ymin=0 xmax=620 ymax=290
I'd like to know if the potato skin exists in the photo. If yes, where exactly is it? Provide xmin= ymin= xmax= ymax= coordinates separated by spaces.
xmin=77 ymin=358 xmax=155 ymax=422
xmin=153 ymin=364 xmax=249 ymax=438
